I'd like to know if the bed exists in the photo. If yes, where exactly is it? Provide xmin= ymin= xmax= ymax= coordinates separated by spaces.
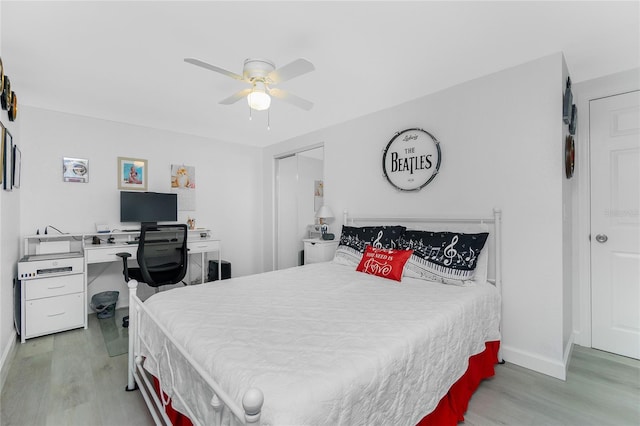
xmin=126 ymin=210 xmax=503 ymax=425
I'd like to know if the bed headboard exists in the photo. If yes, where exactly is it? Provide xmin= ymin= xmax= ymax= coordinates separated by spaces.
xmin=342 ymin=209 xmax=503 ymax=292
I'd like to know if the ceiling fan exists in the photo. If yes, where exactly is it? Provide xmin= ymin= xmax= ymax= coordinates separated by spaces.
xmin=184 ymin=57 xmax=315 ymax=111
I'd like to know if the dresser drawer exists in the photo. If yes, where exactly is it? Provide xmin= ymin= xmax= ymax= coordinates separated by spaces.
xmin=188 ymin=239 xmax=220 ymax=254
xmin=85 ymin=246 xmax=136 ymax=263
xmin=25 ymin=292 xmax=84 ymax=338
xmin=25 ymin=274 xmax=84 ymax=300
xmin=304 ymin=240 xmax=339 ymax=264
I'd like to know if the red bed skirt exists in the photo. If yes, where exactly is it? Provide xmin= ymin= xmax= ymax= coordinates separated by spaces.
xmin=154 ymin=340 xmax=500 ymax=426
xmin=417 ymin=340 xmax=501 ymax=426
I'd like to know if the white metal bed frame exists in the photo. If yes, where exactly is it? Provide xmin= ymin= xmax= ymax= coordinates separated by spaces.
xmin=126 ymin=209 xmax=502 ymax=426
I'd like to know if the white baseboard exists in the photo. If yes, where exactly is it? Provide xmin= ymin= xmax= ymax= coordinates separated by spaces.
xmin=0 ymin=331 xmax=18 ymax=392
xmin=563 ymin=332 xmax=576 ymax=378
xmin=501 ymin=343 xmax=568 ymax=381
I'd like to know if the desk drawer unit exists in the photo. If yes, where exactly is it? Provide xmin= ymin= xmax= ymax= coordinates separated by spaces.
xmin=25 ymin=274 xmax=84 ymax=300
xmin=25 ymin=292 xmax=84 ymax=338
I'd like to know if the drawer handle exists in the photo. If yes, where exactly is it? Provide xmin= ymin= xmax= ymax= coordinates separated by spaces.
xmin=48 ymin=311 xmax=66 ymax=317
xmin=47 ymin=285 xmax=66 ymax=289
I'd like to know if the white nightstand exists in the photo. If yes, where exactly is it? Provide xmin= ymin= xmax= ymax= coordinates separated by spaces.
xmin=303 ymin=238 xmax=339 ymax=264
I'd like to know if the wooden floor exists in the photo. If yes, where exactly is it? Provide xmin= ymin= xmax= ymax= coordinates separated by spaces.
xmin=1 ymin=318 xmax=639 ymax=425
xmin=1 ymin=314 xmax=153 ymax=426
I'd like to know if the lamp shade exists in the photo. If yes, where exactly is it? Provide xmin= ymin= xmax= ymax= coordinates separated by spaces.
xmin=315 ymin=205 xmax=334 ymax=219
xmin=247 ymin=82 xmax=271 ymax=111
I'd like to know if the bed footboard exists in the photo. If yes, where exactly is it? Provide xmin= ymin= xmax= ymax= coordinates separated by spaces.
xmin=127 ymin=280 xmax=264 ymax=425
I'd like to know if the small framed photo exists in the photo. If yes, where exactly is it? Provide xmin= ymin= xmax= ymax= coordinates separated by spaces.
xmin=0 ymin=122 xmax=5 ymax=186
xmin=3 ymin=126 xmax=13 ymax=191
xmin=63 ymin=157 xmax=88 ymax=183
xmin=12 ymin=144 xmax=21 ymax=188
xmin=118 ymin=157 xmax=147 ymax=191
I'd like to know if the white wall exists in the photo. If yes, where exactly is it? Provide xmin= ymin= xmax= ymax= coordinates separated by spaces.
xmin=561 ymin=55 xmax=575 ymax=373
xmin=17 ymin=106 xmax=264 ymax=310
xmin=263 ymin=53 xmax=572 ymax=379
xmin=0 ymin=0 xmax=23 ymax=387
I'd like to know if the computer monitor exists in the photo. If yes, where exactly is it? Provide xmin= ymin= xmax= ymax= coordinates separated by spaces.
xmin=120 ymin=191 xmax=178 ymax=227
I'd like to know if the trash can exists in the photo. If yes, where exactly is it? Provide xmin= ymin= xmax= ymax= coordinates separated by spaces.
xmin=208 ymin=260 xmax=231 ymax=281
xmin=91 ymin=291 xmax=119 ymax=319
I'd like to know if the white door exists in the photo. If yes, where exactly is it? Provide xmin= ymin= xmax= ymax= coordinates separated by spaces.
xmin=275 ymin=147 xmax=324 ymax=270
xmin=276 ymin=155 xmax=300 ymax=270
xmin=590 ymin=90 xmax=640 ymax=359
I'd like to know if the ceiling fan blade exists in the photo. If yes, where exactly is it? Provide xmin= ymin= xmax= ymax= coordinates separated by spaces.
xmin=267 ymin=58 xmax=315 ymax=84
xmin=268 ymin=88 xmax=314 ymax=111
xmin=219 ymin=88 xmax=252 ymax=105
xmin=184 ymin=58 xmax=244 ymax=80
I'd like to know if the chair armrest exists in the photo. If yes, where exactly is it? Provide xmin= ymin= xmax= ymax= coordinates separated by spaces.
xmin=116 ymin=252 xmax=132 ymax=281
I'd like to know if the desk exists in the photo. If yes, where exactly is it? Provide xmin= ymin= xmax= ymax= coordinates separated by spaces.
xmin=83 ymin=237 xmax=221 ymax=285
xmin=19 ymin=230 xmax=221 ymax=342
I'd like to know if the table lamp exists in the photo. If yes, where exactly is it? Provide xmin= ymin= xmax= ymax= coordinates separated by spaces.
xmin=315 ymin=205 xmax=334 ymax=235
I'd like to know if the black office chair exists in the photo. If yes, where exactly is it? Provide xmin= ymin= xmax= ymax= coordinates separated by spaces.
xmin=117 ymin=223 xmax=189 ymax=327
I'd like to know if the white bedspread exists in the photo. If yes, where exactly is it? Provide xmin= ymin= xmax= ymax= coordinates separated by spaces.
xmin=139 ymin=262 xmax=500 ymax=426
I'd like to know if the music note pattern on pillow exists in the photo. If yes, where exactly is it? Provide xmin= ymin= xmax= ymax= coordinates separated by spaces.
xmin=398 ymin=230 xmax=489 ymax=285
xmin=333 ymin=225 xmax=406 ymax=267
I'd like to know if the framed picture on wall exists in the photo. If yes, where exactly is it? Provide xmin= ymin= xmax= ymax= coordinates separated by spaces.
xmin=63 ymin=157 xmax=89 ymax=183
xmin=117 ymin=156 xmax=147 ymax=191
xmin=12 ymin=144 xmax=21 ymax=188
xmin=0 ymin=121 xmax=4 ymax=186
xmin=3 ymin=126 xmax=13 ymax=191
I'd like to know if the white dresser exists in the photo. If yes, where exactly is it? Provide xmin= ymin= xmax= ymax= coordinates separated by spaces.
xmin=303 ymin=238 xmax=339 ymax=264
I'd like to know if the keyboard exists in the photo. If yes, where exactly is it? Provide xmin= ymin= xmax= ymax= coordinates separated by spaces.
xmin=125 ymin=239 xmax=173 ymax=245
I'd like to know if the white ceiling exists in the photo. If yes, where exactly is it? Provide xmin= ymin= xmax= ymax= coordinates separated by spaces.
xmin=2 ymin=1 xmax=639 ymax=147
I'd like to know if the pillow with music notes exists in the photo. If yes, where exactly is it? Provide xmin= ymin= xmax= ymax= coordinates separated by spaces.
xmin=398 ymin=230 xmax=489 ymax=285
xmin=356 ymin=246 xmax=413 ymax=282
xmin=333 ymin=225 xmax=406 ymax=267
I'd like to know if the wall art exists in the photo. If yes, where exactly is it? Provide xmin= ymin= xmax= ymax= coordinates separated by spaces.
xmin=12 ymin=144 xmax=21 ymax=188
xmin=565 ymin=135 xmax=575 ymax=179
xmin=171 ymin=164 xmax=196 ymax=210
xmin=382 ymin=128 xmax=441 ymax=192
xmin=118 ymin=157 xmax=147 ymax=191
xmin=63 ymin=157 xmax=89 ymax=183
xmin=0 ymin=121 xmax=4 ymax=186
xmin=3 ymin=125 xmax=13 ymax=191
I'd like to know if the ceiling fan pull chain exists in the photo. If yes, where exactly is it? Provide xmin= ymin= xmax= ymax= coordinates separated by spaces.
xmin=248 ymin=104 xmax=252 ymax=121
xmin=267 ymin=109 xmax=270 ymax=130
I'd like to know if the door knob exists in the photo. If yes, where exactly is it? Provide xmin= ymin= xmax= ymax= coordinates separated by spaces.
xmin=595 ymin=234 xmax=608 ymax=243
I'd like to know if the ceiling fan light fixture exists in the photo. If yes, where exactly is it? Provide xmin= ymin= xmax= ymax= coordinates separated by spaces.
xmin=247 ymin=82 xmax=271 ymax=111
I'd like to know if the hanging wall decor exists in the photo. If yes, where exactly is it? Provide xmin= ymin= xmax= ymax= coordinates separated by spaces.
xmin=63 ymin=157 xmax=89 ymax=183
xmin=382 ymin=128 xmax=441 ymax=192
xmin=563 ymin=76 xmax=577 ymax=136
xmin=563 ymin=77 xmax=572 ymax=124
xmin=170 ymin=164 xmax=196 ymax=210
xmin=118 ymin=157 xmax=147 ymax=190
xmin=12 ymin=144 xmax=21 ymax=188
xmin=565 ymin=135 xmax=575 ymax=179
xmin=3 ymin=126 xmax=13 ymax=191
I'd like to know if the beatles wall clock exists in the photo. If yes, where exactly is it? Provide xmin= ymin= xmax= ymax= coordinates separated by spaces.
xmin=382 ymin=128 xmax=441 ymax=191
